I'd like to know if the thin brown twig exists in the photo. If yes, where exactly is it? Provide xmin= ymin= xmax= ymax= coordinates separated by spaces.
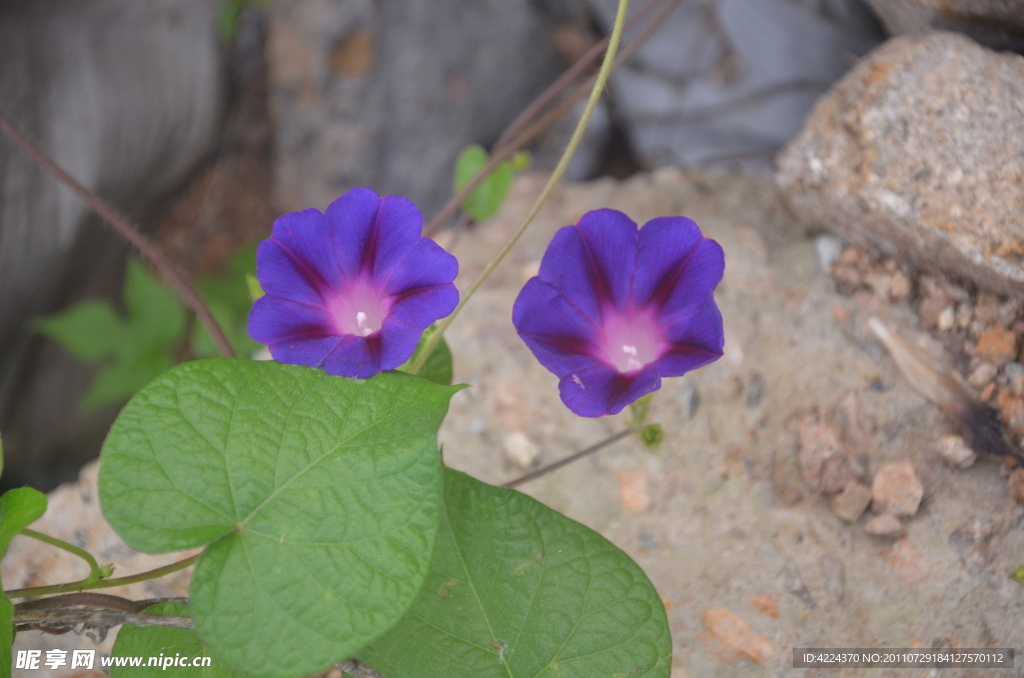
xmin=495 ymin=0 xmax=670 ymax=149
xmin=502 ymin=429 xmax=634 ymax=489
xmin=0 ymin=111 xmax=237 ymax=359
xmin=423 ymin=0 xmax=680 ymax=237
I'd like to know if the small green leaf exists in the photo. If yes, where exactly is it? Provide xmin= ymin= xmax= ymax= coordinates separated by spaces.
xmin=245 ymin=274 xmax=264 ymax=302
xmin=1013 ymin=565 xmax=1024 ymax=583
xmin=359 ymin=468 xmax=672 ymax=678
xmin=112 ymin=602 xmax=247 ymax=677
xmin=0 ymin=488 xmax=47 ymax=554
xmin=397 ymin=325 xmax=454 ymax=386
xmin=640 ymin=424 xmax=664 ymax=448
xmin=510 ymin=151 xmax=532 ymax=172
xmin=454 ymin=145 xmax=515 ymax=222
xmin=36 ymin=301 xmax=127 ymax=362
xmin=0 ymin=487 xmax=47 ymax=675
xmin=100 ymin=360 xmax=460 ymax=678
xmin=37 ymin=259 xmax=186 ymax=409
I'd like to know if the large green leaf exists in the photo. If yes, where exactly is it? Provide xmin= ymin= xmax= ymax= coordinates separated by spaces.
xmin=112 ymin=602 xmax=248 ymax=677
xmin=0 ymin=488 xmax=48 ymax=675
xmin=99 ymin=360 xmax=459 ymax=678
xmin=359 ymin=469 xmax=672 ymax=678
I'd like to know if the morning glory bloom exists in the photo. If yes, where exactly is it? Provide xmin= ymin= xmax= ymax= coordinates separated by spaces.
xmin=247 ymin=187 xmax=458 ymax=378
xmin=512 ymin=209 xmax=724 ymax=417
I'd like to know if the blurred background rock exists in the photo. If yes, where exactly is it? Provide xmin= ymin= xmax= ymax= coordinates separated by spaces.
xmin=3 ymin=0 xmax=1018 ymax=491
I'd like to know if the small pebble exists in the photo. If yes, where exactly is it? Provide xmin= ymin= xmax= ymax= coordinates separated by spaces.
xmin=798 ymin=413 xmax=859 ymax=495
xmin=750 ymin=594 xmax=779 ymax=619
xmin=881 ymin=539 xmax=929 ymax=585
xmin=935 ymin=434 xmax=977 ymax=469
xmin=968 ymin=362 xmax=997 ymax=389
xmin=617 ymin=472 xmax=651 ymax=514
xmin=864 ymin=513 xmax=907 ymax=538
xmin=976 ymin=326 xmax=1018 ymax=366
xmin=502 ymin=432 xmax=540 ymax=469
xmin=890 ymin=271 xmax=912 ymax=300
xmin=980 ymin=382 xmax=997 ymax=401
xmin=937 ymin=307 xmax=955 ymax=331
xmin=1005 ymin=362 xmax=1024 ymax=397
xmin=815 ymin=235 xmax=844 ymax=270
xmin=829 ymin=481 xmax=872 ymax=522
xmin=871 ymin=462 xmax=924 ymax=517
xmin=698 ymin=608 xmax=775 ymax=664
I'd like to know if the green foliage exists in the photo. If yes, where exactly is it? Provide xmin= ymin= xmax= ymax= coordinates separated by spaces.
xmin=1013 ymin=565 xmax=1024 ymax=583
xmin=99 ymin=360 xmax=460 ymax=678
xmin=398 ymin=325 xmax=454 ymax=386
xmin=0 ymin=487 xmax=47 ymax=675
xmin=112 ymin=602 xmax=248 ymax=677
xmin=359 ymin=468 xmax=672 ymax=678
xmin=192 ymin=243 xmax=262 ymax=360
xmin=454 ymin=145 xmax=530 ymax=222
xmin=37 ymin=259 xmax=186 ymax=409
xmin=640 ymin=424 xmax=664 ymax=448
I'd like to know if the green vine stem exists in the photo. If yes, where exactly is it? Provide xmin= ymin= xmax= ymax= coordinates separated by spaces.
xmin=18 ymin=529 xmax=102 ymax=582
xmin=5 ymin=553 xmax=198 ymax=599
xmin=411 ymin=0 xmax=633 ymax=374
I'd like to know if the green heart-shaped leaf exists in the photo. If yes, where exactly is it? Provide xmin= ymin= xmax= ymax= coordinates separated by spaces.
xmin=359 ymin=468 xmax=672 ymax=678
xmin=100 ymin=360 xmax=458 ymax=678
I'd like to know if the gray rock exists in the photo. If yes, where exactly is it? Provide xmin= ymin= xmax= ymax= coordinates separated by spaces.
xmin=268 ymin=0 xmax=564 ymax=216
xmin=864 ymin=0 xmax=1024 ymax=52
xmin=777 ymin=33 xmax=1024 ymax=296
xmin=587 ymin=0 xmax=883 ymax=171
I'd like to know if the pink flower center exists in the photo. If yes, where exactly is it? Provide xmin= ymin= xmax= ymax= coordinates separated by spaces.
xmin=597 ymin=306 xmax=667 ymax=373
xmin=326 ymin=277 xmax=393 ymax=337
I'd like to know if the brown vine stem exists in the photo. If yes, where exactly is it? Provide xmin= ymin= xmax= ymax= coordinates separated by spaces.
xmin=423 ymin=0 xmax=680 ymax=237
xmin=5 ymin=553 xmax=199 ymax=599
xmin=502 ymin=429 xmax=634 ymax=489
xmin=0 ymin=111 xmax=237 ymax=359
xmin=494 ymin=0 xmax=670 ymax=149
xmin=15 ymin=608 xmax=194 ymax=631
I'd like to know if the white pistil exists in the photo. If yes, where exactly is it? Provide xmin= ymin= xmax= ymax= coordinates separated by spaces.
xmin=355 ymin=311 xmax=373 ymax=336
xmin=622 ymin=344 xmax=642 ymax=371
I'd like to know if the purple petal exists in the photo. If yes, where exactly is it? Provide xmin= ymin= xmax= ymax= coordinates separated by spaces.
xmin=325 ymin=189 xmax=422 ymax=282
xmin=259 ymin=212 xmax=338 ymax=306
xmin=383 ymin=238 xmax=458 ymax=295
xmin=323 ymin=188 xmax=382 ymax=280
xmin=635 ymin=218 xmax=725 ymax=318
xmin=320 ymin=334 xmax=384 ymax=379
xmin=652 ymin=297 xmax=724 ymax=376
xmin=558 ymin=364 xmax=662 ymax=417
xmin=248 ymin=297 xmax=344 ymax=367
xmin=536 ymin=210 xmax=639 ymax=320
xmin=377 ymin=317 xmax=426 ymax=371
xmin=512 ymin=278 xmax=605 ymax=377
xmin=388 ymin=284 xmax=459 ymax=330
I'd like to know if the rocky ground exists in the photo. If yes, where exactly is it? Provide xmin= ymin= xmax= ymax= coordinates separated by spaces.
xmin=10 ymin=168 xmax=1024 ymax=677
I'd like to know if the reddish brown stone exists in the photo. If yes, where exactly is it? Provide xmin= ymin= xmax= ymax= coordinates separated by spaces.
xmin=872 ymin=462 xmax=924 ymax=517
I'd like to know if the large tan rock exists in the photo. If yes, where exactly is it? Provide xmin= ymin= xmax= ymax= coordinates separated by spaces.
xmin=777 ymin=33 xmax=1024 ymax=296
xmin=865 ymin=0 xmax=1024 ymax=52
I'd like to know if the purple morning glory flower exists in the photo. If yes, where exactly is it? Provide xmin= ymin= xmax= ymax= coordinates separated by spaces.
xmin=512 ymin=209 xmax=724 ymax=417
xmin=247 ymin=187 xmax=458 ymax=378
